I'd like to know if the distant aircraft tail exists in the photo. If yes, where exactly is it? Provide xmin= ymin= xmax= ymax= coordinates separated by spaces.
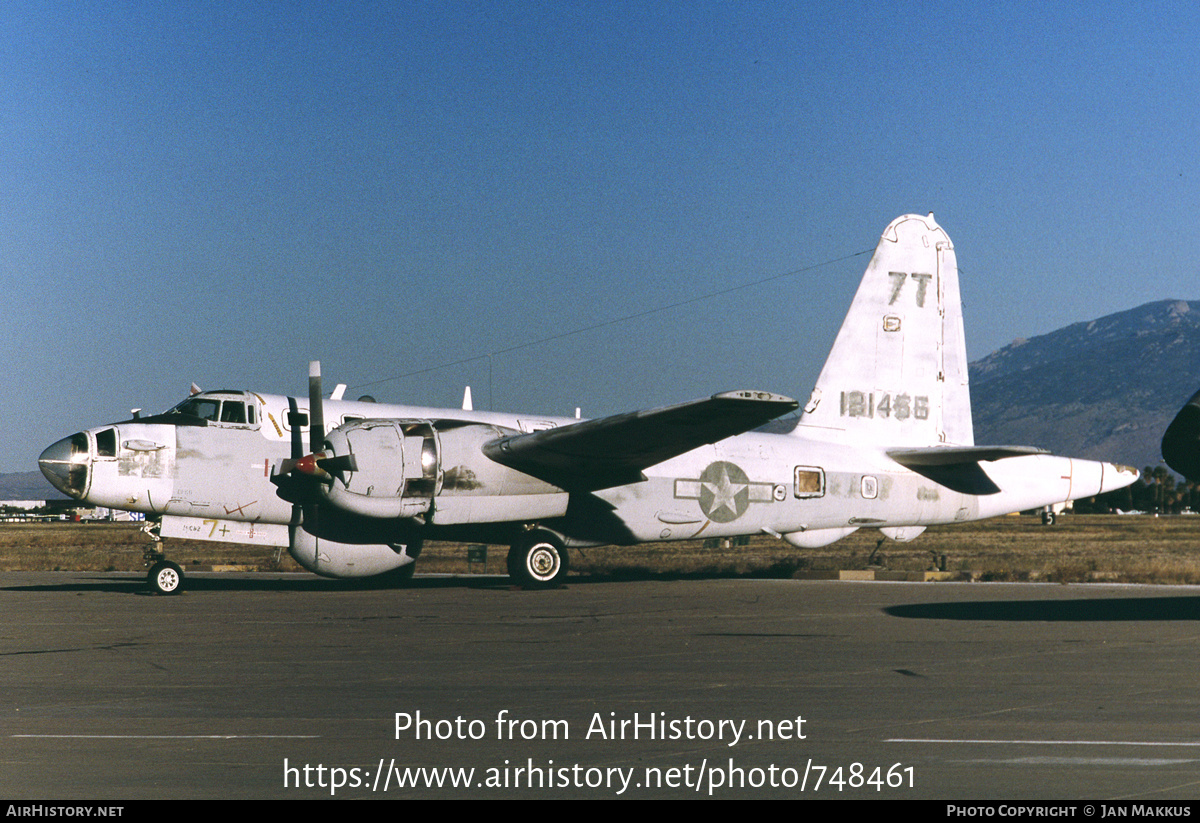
xmin=797 ymin=213 xmax=973 ymax=447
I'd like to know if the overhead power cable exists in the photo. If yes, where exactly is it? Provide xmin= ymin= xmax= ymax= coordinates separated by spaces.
xmin=351 ymin=247 xmax=873 ymax=394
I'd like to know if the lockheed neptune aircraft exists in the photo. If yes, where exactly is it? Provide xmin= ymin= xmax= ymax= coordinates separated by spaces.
xmin=40 ymin=214 xmax=1138 ymax=594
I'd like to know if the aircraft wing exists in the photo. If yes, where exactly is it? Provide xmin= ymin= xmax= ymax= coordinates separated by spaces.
xmin=483 ymin=391 xmax=799 ymax=492
xmin=887 ymin=445 xmax=1049 ymax=495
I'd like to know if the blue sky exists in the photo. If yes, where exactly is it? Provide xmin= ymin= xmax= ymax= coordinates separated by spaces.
xmin=3 ymin=2 xmax=1198 ymax=473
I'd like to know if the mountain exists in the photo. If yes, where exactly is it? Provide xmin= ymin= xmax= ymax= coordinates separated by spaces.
xmin=0 ymin=470 xmax=61 ymax=501
xmin=969 ymin=299 xmax=1200 ymax=472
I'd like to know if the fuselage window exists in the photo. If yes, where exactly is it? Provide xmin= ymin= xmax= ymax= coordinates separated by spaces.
xmin=794 ymin=466 xmax=825 ymax=498
xmin=220 ymin=402 xmax=247 ymax=424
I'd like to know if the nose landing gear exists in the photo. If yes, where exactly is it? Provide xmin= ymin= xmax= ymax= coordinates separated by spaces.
xmin=142 ymin=521 xmax=184 ymax=595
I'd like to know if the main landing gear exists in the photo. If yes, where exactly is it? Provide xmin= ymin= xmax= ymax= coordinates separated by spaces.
xmin=506 ymin=530 xmax=569 ymax=589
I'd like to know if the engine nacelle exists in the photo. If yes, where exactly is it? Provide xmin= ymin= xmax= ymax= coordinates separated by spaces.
xmin=317 ymin=419 xmax=569 ymax=524
xmin=317 ymin=419 xmax=434 ymax=518
xmin=287 ymin=524 xmax=417 ymax=578
xmin=286 ymin=503 xmax=424 ymax=578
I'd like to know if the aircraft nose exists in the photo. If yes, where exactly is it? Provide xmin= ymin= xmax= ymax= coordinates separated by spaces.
xmin=38 ymin=434 xmax=90 ymax=499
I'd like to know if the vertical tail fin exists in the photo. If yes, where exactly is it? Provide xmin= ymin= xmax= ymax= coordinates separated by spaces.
xmin=798 ymin=213 xmax=972 ymax=447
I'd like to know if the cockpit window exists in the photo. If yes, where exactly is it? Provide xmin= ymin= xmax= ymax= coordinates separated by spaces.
xmin=170 ymin=398 xmax=221 ymax=421
xmin=68 ymin=433 xmax=89 ymax=494
xmin=164 ymin=393 xmax=257 ymax=427
xmin=95 ymin=428 xmax=117 ymax=457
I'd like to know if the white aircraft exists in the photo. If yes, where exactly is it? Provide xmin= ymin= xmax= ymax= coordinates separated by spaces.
xmin=39 ymin=214 xmax=1138 ymax=594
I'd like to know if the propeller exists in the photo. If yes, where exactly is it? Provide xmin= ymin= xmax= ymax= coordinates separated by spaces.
xmin=271 ymin=360 xmax=356 ymax=496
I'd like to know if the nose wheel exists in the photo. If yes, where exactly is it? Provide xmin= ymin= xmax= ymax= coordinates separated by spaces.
xmin=145 ymin=551 xmax=183 ymax=597
xmin=147 ymin=560 xmax=184 ymax=595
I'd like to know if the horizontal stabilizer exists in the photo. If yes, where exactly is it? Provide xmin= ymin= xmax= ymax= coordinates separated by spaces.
xmin=887 ymin=445 xmax=1048 ymax=466
xmin=887 ymin=445 xmax=1049 ymax=495
xmin=484 ymin=391 xmax=799 ymax=492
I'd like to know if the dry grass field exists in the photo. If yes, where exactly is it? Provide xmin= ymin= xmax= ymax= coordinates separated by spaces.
xmin=4 ymin=514 xmax=1200 ymax=583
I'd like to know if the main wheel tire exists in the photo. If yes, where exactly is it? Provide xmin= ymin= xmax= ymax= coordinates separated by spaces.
xmin=510 ymin=533 xmax=568 ymax=588
xmin=148 ymin=560 xmax=184 ymax=595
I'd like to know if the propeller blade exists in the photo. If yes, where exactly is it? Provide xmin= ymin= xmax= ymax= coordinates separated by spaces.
xmin=308 ymin=360 xmax=324 ymax=453
xmin=317 ymin=453 xmax=357 ymax=485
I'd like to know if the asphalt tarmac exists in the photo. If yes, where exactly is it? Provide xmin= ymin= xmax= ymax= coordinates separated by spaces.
xmin=3 ymin=571 xmax=1200 ymax=799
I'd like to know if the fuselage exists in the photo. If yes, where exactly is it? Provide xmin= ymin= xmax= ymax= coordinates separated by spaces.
xmin=40 ymin=388 xmax=1138 ymax=551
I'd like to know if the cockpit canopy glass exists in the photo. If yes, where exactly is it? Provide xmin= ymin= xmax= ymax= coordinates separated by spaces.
xmin=166 ymin=393 xmax=256 ymax=426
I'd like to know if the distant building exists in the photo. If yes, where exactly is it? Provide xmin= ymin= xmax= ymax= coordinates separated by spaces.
xmin=0 ymin=499 xmax=143 ymax=522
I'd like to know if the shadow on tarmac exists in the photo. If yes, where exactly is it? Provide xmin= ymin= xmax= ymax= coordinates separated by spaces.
xmin=0 ymin=569 xmax=763 ymax=595
xmin=0 ymin=573 xmax=513 ymax=595
xmin=8 ymin=574 xmax=1200 ymax=621
xmin=885 ymin=595 xmax=1200 ymax=622
xmin=0 ymin=571 xmax=811 ymax=597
